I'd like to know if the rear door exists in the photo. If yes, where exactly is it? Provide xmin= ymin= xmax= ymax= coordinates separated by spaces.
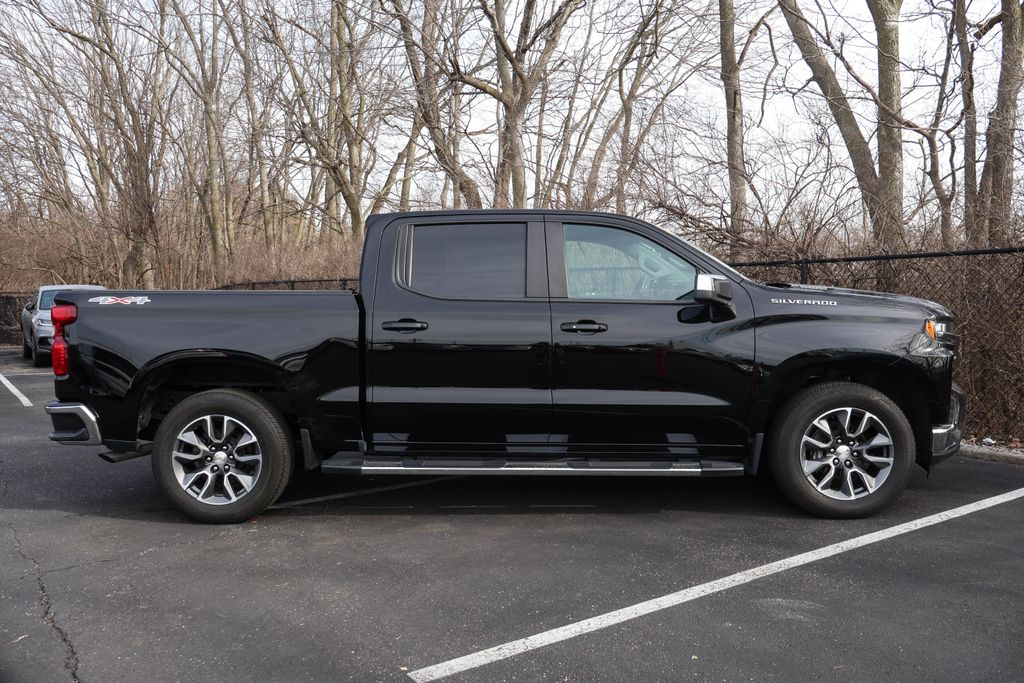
xmin=546 ymin=217 xmax=755 ymax=456
xmin=368 ymin=215 xmax=552 ymax=450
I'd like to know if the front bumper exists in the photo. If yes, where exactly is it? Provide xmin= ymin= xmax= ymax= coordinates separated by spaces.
xmin=929 ymin=384 xmax=964 ymax=466
xmin=45 ymin=401 xmax=102 ymax=445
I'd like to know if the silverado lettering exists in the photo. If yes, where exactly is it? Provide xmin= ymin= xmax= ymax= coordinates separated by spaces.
xmin=770 ymin=298 xmax=838 ymax=305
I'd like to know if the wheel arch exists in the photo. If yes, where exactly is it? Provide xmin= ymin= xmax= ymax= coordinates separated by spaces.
xmin=757 ymin=354 xmax=935 ymax=467
xmin=130 ymin=351 xmax=295 ymax=442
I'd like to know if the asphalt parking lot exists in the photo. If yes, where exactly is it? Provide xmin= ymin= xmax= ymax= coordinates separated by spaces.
xmin=1 ymin=348 xmax=1023 ymax=682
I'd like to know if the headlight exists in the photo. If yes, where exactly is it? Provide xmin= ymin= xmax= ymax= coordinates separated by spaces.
xmin=37 ymin=320 xmax=53 ymax=328
xmin=925 ymin=319 xmax=952 ymax=340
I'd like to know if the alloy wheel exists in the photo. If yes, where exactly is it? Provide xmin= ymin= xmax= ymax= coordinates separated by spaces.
xmin=799 ymin=407 xmax=895 ymax=500
xmin=170 ymin=414 xmax=263 ymax=505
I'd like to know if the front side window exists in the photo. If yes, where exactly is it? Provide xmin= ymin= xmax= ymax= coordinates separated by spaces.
xmin=562 ymin=224 xmax=698 ymax=301
xmin=408 ymin=223 xmax=526 ymax=299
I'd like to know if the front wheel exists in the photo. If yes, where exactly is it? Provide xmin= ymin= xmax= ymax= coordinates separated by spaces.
xmin=152 ymin=389 xmax=293 ymax=523
xmin=766 ymin=382 xmax=915 ymax=518
xmin=22 ymin=335 xmax=31 ymax=359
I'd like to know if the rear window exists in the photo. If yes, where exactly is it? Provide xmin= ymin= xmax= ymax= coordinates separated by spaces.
xmin=38 ymin=290 xmax=58 ymax=310
xmin=409 ymin=223 xmax=526 ymax=299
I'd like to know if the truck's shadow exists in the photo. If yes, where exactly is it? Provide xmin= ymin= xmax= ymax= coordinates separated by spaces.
xmin=8 ymin=446 xmax=941 ymax=523
xmin=269 ymin=469 xmax=802 ymax=519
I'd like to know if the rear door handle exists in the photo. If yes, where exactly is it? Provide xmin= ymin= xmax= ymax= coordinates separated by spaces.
xmin=382 ymin=319 xmax=428 ymax=333
xmin=560 ymin=320 xmax=608 ymax=334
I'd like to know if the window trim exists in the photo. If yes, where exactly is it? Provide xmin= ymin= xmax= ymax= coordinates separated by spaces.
xmin=545 ymin=219 xmax=705 ymax=304
xmin=393 ymin=219 xmax=547 ymax=302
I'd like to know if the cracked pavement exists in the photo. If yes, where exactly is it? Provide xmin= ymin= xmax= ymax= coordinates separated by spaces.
xmin=7 ymin=521 xmax=81 ymax=681
xmin=2 ymin=348 xmax=1023 ymax=682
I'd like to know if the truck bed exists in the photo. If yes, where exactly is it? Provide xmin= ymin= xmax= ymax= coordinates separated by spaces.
xmin=53 ymin=289 xmax=364 ymax=455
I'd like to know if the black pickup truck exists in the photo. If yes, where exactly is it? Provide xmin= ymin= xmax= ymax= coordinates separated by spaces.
xmin=45 ymin=210 xmax=962 ymax=522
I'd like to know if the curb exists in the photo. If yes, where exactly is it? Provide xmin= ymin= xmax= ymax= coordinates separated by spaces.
xmin=959 ymin=444 xmax=1024 ymax=466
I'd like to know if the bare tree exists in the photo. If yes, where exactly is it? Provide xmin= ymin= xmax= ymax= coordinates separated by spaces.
xmin=974 ymin=0 xmax=1024 ymax=246
xmin=387 ymin=0 xmax=484 ymax=208
xmin=778 ymin=0 xmax=905 ymax=252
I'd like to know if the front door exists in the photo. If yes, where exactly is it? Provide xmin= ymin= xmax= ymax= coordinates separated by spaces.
xmin=368 ymin=217 xmax=552 ymax=450
xmin=546 ymin=219 xmax=755 ymax=456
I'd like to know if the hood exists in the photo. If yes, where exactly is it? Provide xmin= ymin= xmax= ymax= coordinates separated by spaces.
xmin=763 ymin=282 xmax=952 ymax=319
xmin=35 ymin=310 xmax=52 ymax=324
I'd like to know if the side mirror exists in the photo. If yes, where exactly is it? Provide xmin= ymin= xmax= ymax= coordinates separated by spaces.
xmin=693 ymin=274 xmax=733 ymax=305
xmin=25 ymin=301 xmax=35 ymax=312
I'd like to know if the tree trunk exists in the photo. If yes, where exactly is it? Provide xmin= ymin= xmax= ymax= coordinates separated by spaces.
xmin=719 ymin=0 xmax=748 ymax=260
xmin=779 ymin=0 xmax=906 ymax=255
xmin=867 ymin=0 xmax=904 ymax=253
xmin=980 ymin=0 xmax=1024 ymax=246
xmin=954 ymin=0 xmax=981 ymax=245
xmin=778 ymin=0 xmax=881 ymax=226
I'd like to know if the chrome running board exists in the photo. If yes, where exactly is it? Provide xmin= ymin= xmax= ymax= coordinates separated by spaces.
xmin=320 ymin=455 xmax=745 ymax=477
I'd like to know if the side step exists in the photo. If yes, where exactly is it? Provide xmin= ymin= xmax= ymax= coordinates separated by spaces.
xmin=319 ymin=455 xmax=745 ymax=477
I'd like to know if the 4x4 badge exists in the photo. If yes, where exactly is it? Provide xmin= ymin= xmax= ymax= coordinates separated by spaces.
xmin=88 ymin=296 xmax=151 ymax=305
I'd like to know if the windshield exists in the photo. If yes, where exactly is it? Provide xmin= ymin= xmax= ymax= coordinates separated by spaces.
xmin=694 ymin=247 xmax=748 ymax=281
xmin=658 ymin=228 xmax=749 ymax=281
xmin=38 ymin=290 xmax=58 ymax=310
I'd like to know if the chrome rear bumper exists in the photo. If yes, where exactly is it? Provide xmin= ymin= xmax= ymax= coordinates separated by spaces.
xmin=45 ymin=402 xmax=102 ymax=445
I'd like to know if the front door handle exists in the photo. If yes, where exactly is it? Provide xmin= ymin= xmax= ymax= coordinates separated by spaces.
xmin=382 ymin=319 xmax=428 ymax=333
xmin=560 ymin=320 xmax=608 ymax=334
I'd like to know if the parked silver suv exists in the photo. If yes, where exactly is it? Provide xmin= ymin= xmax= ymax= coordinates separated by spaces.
xmin=21 ymin=285 xmax=104 ymax=366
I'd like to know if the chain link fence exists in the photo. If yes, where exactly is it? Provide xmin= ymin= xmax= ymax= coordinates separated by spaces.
xmin=4 ymin=248 xmax=1020 ymax=440
xmin=732 ymin=247 xmax=1024 ymax=441
xmin=216 ymin=249 xmax=1023 ymax=440
xmin=0 ymin=292 xmax=31 ymax=346
xmin=216 ymin=278 xmax=359 ymax=291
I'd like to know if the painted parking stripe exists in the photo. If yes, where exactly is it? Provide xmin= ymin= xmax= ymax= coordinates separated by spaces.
xmin=271 ymin=476 xmax=456 ymax=509
xmin=408 ymin=486 xmax=1024 ymax=682
xmin=0 ymin=372 xmax=33 ymax=407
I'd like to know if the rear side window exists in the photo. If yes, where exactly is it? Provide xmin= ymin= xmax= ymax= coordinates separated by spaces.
xmin=408 ymin=223 xmax=526 ymax=299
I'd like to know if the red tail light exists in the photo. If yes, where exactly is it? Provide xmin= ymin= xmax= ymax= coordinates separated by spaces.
xmin=50 ymin=304 xmax=76 ymax=377
xmin=52 ymin=336 xmax=69 ymax=376
xmin=51 ymin=304 xmax=77 ymax=332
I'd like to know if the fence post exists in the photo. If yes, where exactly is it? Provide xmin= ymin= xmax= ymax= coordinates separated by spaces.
xmin=800 ymin=257 xmax=810 ymax=284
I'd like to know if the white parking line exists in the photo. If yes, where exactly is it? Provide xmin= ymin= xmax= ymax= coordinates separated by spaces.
xmin=271 ymin=476 xmax=456 ymax=509
xmin=0 ymin=372 xmax=33 ymax=407
xmin=408 ymin=486 xmax=1024 ymax=682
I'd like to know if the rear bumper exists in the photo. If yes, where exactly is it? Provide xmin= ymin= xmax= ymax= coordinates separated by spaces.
xmin=45 ymin=401 xmax=102 ymax=445
xmin=928 ymin=384 xmax=964 ymax=467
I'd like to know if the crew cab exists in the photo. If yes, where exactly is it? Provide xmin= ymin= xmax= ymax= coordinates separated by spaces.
xmin=44 ymin=210 xmax=963 ymax=522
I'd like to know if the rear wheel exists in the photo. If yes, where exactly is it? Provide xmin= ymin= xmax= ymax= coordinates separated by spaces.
xmin=152 ymin=389 xmax=293 ymax=523
xmin=767 ymin=382 xmax=915 ymax=518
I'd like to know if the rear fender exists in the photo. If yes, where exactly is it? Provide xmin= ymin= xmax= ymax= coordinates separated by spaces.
xmin=130 ymin=350 xmax=291 ymax=438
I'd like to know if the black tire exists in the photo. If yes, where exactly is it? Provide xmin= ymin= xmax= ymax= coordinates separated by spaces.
xmin=30 ymin=338 xmax=47 ymax=367
xmin=152 ymin=389 xmax=293 ymax=523
xmin=22 ymin=335 xmax=31 ymax=359
xmin=766 ymin=382 xmax=915 ymax=518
